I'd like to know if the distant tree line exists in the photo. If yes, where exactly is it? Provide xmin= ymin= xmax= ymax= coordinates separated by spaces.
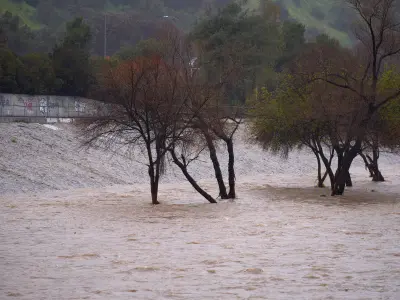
xmin=0 ymin=16 xmax=93 ymax=96
xmin=1 ymin=0 xmax=234 ymax=57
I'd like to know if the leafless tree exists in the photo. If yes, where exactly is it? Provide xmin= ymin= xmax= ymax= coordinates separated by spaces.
xmin=83 ymin=30 xmax=221 ymax=204
xmin=292 ymin=0 xmax=400 ymax=195
xmin=186 ymin=39 xmax=248 ymax=200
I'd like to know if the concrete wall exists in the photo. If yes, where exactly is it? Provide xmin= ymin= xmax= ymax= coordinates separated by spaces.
xmin=0 ymin=93 xmax=105 ymax=122
xmin=0 ymin=116 xmax=47 ymax=124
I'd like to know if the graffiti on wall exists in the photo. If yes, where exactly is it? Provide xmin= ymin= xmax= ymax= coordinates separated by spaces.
xmin=49 ymin=101 xmax=59 ymax=109
xmin=39 ymin=97 xmax=60 ymax=115
xmin=18 ymin=96 xmax=34 ymax=113
xmin=0 ymin=94 xmax=12 ymax=115
xmin=25 ymin=100 xmax=33 ymax=111
xmin=1 ymin=93 xmax=105 ymax=119
xmin=0 ymin=94 xmax=10 ymax=107
xmin=39 ymin=98 xmax=48 ymax=114
xmin=75 ymin=100 xmax=86 ymax=113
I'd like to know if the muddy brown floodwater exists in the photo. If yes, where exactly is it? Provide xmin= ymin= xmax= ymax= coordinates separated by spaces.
xmin=1 ymin=177 xmax=400 ymax=300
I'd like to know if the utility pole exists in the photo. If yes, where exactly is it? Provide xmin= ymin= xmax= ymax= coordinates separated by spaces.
xmin=104 ymin=14 xmax=107 ymax=58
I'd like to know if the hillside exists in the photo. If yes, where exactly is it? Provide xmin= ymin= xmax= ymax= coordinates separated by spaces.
xmin=0 ymin=0 xmax=41 ymax=29
xmin=1 ymin=0 xmax=231 ymax=30
xmin=275 ymin=0 xmax=353 ymax=46
xmin=0 ymin=122 xmax=318 ymax=195
xmin=2 ymin=0 xmax=354 ymax=47
xmin=1 ymin=122 xmax=400 ymax=196
xmin=248 ymin=0 xmax=353 ymax=46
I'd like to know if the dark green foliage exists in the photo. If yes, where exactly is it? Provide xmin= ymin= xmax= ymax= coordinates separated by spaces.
xmin=292 ymin=0 xmax=301 ymax=7
xmin=115 ymin=38 xmax=163 ymax=61
xmin=310 ymin=7 xmax=325 ymax=20
xmin=52 ymin=18 xmax=92 ymax=96
xmin=24 ymin=0 xmax=40 ymax=6
xmin=0 ymin=11 xmax=35 ymax=55
xmin=19 ymin=53 xmax=58 ymax=94
xmin=328 ymin=5 xmax=353 ymax=32
xmin=0 ymin=17 xmax=90 ymax=96
xmin=30 ymin=28 xmax=58 ymax=54
xmin=35 ymin=0 xmax=63 ymax=28
xmin=61 ymin=17 xmax=92 ymax=49
xmin=0 ymin=0 xmax=265 ymax=56
xmin=275 ymin=21 xmax=305 ymax=71
xmin=191 ymin=1 xmax=281 ymax=103
xmin=315 ymin=34 xmax=340 ymax=48
xmin=0 ymin=47 xmax=22 ymax=93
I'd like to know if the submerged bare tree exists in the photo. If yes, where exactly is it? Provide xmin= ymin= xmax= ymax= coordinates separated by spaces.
xmin=83 ymin=33 xmax=185 ymax=204
xmin=84 ymin=57 xmax=183 ymax=204
xmin=361 ymin=93 xmax=400 ymax=182
xmin=83 ymin=29 xmax=222 ymax=204
xmin=168 ymin=126 xmax=217 ymax=204
xmin=207 ymin=105 xmax=243 ymax=199
xmin=248 ymin=76 xmax=338 ymax=191
xmin=190 ymin=86 xmax=243 ymax=200
xmin=290 ymin=0 xmax=400 ymax=195
xmin=187 ymin=0 xmax=281 ymax=199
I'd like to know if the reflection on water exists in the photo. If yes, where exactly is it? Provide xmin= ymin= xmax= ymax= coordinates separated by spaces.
xmin=0 ymin=181 xmax=399 ymax=300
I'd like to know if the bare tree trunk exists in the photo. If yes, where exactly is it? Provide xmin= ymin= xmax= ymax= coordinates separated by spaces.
xmin=312 ymin=149 xmax=324 ymax=188
xmin=148 ymin=165 xmax=160 ymax=205
xmin=346 ymin=171 xmax=353 ymax=187
xmin=202 ymin=130 xmax=229 ymax=199
xmin=335 ymin=148 xmax=352 ymax=187
xmin=169 ymin=149 xmax=217 ymax=203
xmin=325 ymin=166 xmax=335 ymax=191
xmin=321 ymin=149 xmax=334 ymax=184
xmin=147 ymin=138 xmax=161 ymax=205
xmin=359 ymin=152 xmax=374 ymax=177
xmin=321 ymin=169 xmax=328 ymax=185
xmin=332 ymin=146 xmax=358 ymax=196
xmin=226 ymin=138 xmax=236 ymax=198
xmin=368 ymin=146 xmax=385 ymax=182
xmin=315 ymin=141 xmax=335 ymax=190
xmin=360 ymin=150 xmax=384 ymax=182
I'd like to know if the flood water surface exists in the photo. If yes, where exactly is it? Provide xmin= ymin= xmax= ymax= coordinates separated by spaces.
xmin=1 ymin=181 xmax=400 ymax=299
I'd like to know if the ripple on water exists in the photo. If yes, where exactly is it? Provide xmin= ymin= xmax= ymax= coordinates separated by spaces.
xmin=1 ymin=183 xmax=399 ymax=299
xmin=57 ymin=254 xmax=100 ymax=260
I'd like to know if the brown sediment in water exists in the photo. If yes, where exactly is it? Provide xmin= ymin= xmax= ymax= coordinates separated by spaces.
xmin=0 ymin=179 xmax=399 ymax=299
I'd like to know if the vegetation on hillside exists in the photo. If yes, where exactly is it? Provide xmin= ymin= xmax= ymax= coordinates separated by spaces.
xmin=240 ymin=0 xmax=353 ymax=46
xmin=0 ymin=0 xmax=41 ymax=29
xmin=1 ymin=0 xmax=356 ymax=53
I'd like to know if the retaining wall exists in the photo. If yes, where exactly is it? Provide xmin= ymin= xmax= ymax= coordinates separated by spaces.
xmin=0 ymin=93 xmax=105 ymax=122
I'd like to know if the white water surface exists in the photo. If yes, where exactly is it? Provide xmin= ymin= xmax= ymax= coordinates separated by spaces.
xmin=0 ymin=123 xmax=399 ymax=299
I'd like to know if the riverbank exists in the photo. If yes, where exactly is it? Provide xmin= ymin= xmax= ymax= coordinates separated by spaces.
xmin=1 ymin=122 xmax=400 ymax=198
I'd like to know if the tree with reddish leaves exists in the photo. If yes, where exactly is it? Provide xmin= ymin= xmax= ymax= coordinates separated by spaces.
xmin=84 ymin=30 xmax=218 ymax=204
xmin=84 ymin=54 xmax=187 ymax=204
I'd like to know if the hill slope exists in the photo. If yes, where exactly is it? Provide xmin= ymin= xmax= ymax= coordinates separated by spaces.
xmin=1 ymin=122 xmax=400 ymax=196
xmin=0 ymin=122 xmax=318 ymax=195
xmin=248 ymin=0 xmax=353 ymax=46
xmin=3 ymin=0 xmax=353 ymax=46
xmin=278 ymin=0 xmax=353 ymax=46
xmin=0 ymin=0 xmax=41 ymax=29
